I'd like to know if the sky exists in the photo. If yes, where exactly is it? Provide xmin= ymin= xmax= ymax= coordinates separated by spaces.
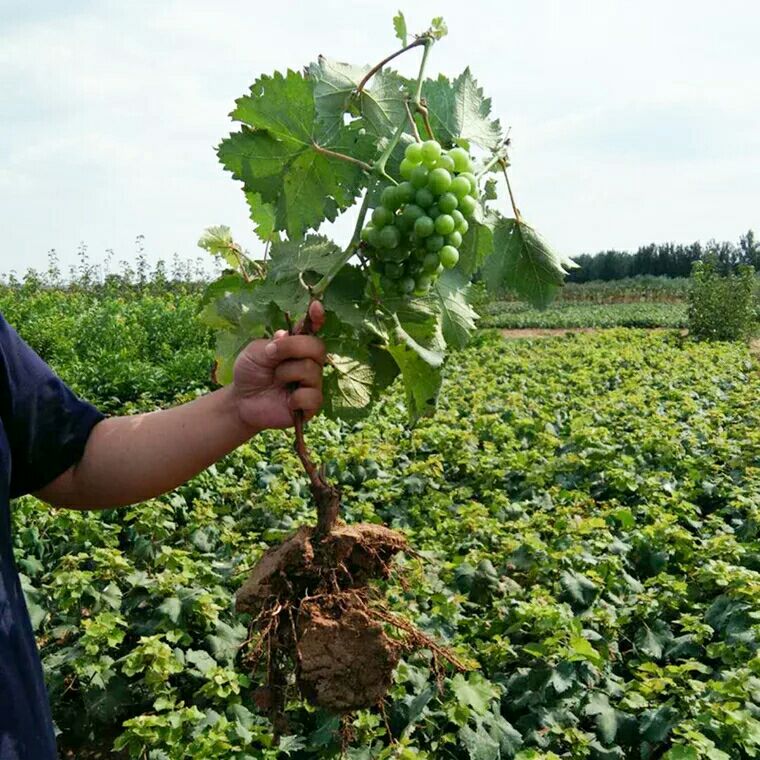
xmin=1 ymin=0 xmax=758 ymax=275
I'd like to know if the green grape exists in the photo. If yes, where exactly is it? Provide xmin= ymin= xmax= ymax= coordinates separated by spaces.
xmin=457 ymin=218 xmax=470 ymax=234
xmin=422 ymin=252 xmax=440 ymax=273
xmin=415 ymin=187 xmax=434 ymax=208
xmin=458 ymin=195 xmax=477 ymax=217
xmin=378 ymin=225 xmax=400 ymax=249
xmin=399 ymin=276 xmax=416 ymax=294
xmin=385 ymin=261 xmax=404 ymax=279
xmin=435 ymin=263 xmax=445 ymax=276
xmin=396 ymin=181 xmax=415 ymax=204
xmin=435 ymin=154 xmax=456 ymax=173
xmin=425 ymin=234 xmax=444 ymax=252
xmin=360 ymin=225 xmax=374 ymax=243
xmin=413 ymin=215 xmax=435 ymax=238
xmin=421 ymin=140 xmax=442 ymax=165
xmin=448 ymin=147 xmax=471 ymax=173
xmin=434 ymin=214 xmax=455 ymax=235
xmin=380 ymin=275 xmax=397 ymax=293
xmin=399 ymin=158 xmax=415 ymax=180
xmin=414 ymin=273 xmax=433 ymax=294
xmin=402 ymin=204 xmax=425 ymax=225
xmin=380 ymin=186 xmax=400 ymax=210
xmin=451 ymin=209 xmax=465 ymax=227
xmin=438 ymin=192 xmax=458 ymax=214
xmin=459 ymin=171 xmax=478 ymax=195
xmin=427 ymin=167 xmax=452 ymax=195
xmin=385 ymin=245 xmax=411 ymax=263
xmin=367 ymin=227 xmax=382 ymax=249
xmin=427 ymin=204 xmax=441 ymax=219
xmin=410 ymin=165 xmax=430 ymax=189
xmin=450 ymin=176 xmax=471 ymax=200
xmin=440 ymin=245 xmax=459 ymax=269
xmin=372 ymin=206 xmax=394 ymax=228
xmin=405 ymin=142 xmax=423 ymax=164
xmin=447 ymin=230 xmax=463 ymax=248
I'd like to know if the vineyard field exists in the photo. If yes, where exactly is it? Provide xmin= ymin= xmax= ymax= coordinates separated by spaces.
xmin=478 ymin=302 xmax=688 ymax=330
xmin=5 ymin=291 xmax=760 ymax=758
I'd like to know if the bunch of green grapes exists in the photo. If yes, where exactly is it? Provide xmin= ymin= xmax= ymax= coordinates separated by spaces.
xmin=361 ymin=140 xmax=478 ymax=297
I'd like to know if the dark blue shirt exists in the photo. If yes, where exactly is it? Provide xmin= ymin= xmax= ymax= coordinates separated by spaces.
xmin=0 ymin=313 xmax=104 ymax=759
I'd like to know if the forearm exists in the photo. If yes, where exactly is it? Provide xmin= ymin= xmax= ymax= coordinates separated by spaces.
xmin=40 ymin=386 xmax=255 ymax=509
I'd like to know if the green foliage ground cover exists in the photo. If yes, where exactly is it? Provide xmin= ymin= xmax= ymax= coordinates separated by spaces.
xmin=6 ymin=291 xmax=760 ymax=758
xmin=478 ymin=302 xmax=688 ymax=330
xmin=0 ymin=285 xmax=213 ymax=412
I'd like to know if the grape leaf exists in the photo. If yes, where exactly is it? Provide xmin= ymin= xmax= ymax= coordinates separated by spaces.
xmin=308 ymin=58 xmax=410 ymax=139
xmin=393 ymin=11 xmax=407 ymax=45
xmin=389 ymin=297 xmax=445 ymax=357
xmin=323 ymin=339 xmax=376 ymax=420
xmin=422 ymin=68 xmax=502 ymax=150
xmin=434 ymin=269 xmax=479 ymax=349
xmin=197 ymin=226 xmax=246 ymax=271
xmin=451 ymin=673 xmax=500 ymax=716
xmin=481 ymin=216 xmax=576 ymax=308
xmin=218 ymin=70 xmax=375 ymax=238
xmin=387 ymin=337 xmax=442 ymax=422
xmin=199 ymin=276 xmax=278 ymax=384
xmin=458 ymin=722 xmax=500 ymax=760
xmin=244 ymin=191 xmax=278 ymax=243
xmin=247 ymin=234 xmax=346 ymax=318
xmin=266 ymin=234 xmax=344 ymax=284
xmin=321 ymin=264 xmax=385 ymax=336
xmin=387 ymin=308 xmax=444 ymax=422
xmin=459 ymin=216 xmax=495 ymax=277
xmin=584 ymin=693 xmax=619 ymax=745
xmin=483 ymin=177 xmax=498 ymax=201
xmin=428 ymin=17 xmax=448 ymax=40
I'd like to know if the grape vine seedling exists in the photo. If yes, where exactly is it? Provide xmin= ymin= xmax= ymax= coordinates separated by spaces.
xmin=198 ymin=10 xmax=574 ymax=734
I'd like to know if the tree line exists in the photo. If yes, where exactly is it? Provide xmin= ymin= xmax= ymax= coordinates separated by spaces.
xmin=568 ymin=229 xmax=759 ymax=282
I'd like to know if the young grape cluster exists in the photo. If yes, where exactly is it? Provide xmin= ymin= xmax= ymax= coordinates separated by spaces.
xmin=361 ymin=140 xmax=478 ymax=297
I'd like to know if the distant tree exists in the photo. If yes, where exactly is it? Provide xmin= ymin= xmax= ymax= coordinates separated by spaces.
xmin=568 ymin=231 xmax=756 ymax=282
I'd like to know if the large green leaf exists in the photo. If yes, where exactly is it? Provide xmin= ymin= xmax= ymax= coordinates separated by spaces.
xmin=459 ymin=722 xmax=500 ymax=760
xmin=434 ymin=269 xmax=479 ymax=349
xmin=421 ymin=68 xmax=502 ymax=150
xmin=459 ymin=216 xmax=495 ymax=277
xmin=218 ymin=70 xmax=375 ymax=238
xmin=308 ymin=58 xmax=410 ymax=140
xmin=387 ymin=324 xmax=443 ymax=422
xmin=266 ymin=234 xmax=344 ymax=284
xmin=451 ymin=673 xmax=500 ymax=717
xmin=584 ymin=693 xmax=619 ymax=745
xmin=481 ymin=216 xmax=576 ymax=308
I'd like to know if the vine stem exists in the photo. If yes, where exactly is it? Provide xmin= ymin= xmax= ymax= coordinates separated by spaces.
xmin=311 ymin=190 xmax=372 ymax=298
xmin=356 ymin=37 xmax=427 ymax=94
xmin=411 ymin=40 xmax=432 ymax=106
xmin=311 ymin=143 xmax=372 ymax=172
xmin=404 ymin=100 xmax=421 ymax=142
xmin=289 ymin=310 xmax=341 ymax=536
xmin=501 ymin=159 xmax=521 ymax=221
xmin=476 ymin=151 xmax=506 ymax=180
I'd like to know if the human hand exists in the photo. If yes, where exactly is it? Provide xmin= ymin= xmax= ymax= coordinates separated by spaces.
xmin=232 ymin=302 xmax=326 ymax=432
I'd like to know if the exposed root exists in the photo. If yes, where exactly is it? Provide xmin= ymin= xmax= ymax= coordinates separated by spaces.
xmin=236 ymin=522 xmax=469 ymax=723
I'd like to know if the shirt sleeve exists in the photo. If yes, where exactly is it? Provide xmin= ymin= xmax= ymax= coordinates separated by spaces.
xmin=0 ymin=313 xmax=105 ymax=498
